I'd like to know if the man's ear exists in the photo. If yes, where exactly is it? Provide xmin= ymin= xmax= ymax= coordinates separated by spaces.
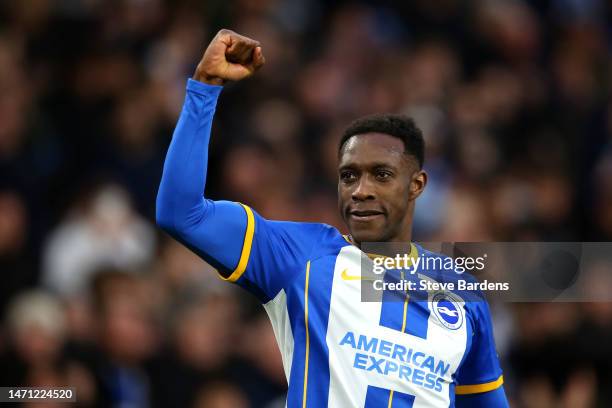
xmin=409 ymin=170 xmax=427 ymax=200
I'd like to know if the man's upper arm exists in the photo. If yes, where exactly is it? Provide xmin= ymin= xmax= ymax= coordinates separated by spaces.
xmin=172 ymin=201 xmax=326 ymax=302
xmin=226 ymin=206 xmax=329 ymax=302
xmin=454 ymin=299 xmax=508 ymax=405
xmin=168 ymin=200 xmax=251 ymax=278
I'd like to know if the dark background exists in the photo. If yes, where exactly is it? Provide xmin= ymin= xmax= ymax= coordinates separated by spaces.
xmin=0 ymin=0 xmax=611 ymax=407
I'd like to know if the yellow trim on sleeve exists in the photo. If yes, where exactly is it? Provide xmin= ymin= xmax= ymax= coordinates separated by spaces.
xmin=218 ymin=203 xmax=255 ymax=283
xmin=455 ymin=375 xmax=504 ymax=395
xmin=302 ymin=261 xmax=311 ymax=408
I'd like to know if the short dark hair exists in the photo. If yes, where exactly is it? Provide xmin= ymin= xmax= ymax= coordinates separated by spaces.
xmin=338 ymin=113 xmax=425 ymax=168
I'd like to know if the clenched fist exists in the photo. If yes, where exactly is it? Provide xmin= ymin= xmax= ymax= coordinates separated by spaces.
xmin=194 ymin=29 xmax=265 ymax=86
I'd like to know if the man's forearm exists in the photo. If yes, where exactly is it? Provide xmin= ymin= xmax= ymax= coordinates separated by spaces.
xmin=155 ymin=30 xmax=265 ymax=273
xmin=155 ymin=79 xmax=223 ymax=234
xmin=156 ymin=28 xmax=263 ymax=235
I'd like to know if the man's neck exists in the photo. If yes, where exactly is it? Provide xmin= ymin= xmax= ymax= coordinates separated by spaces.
xmin=347 ymin=234 xmax=414 ymax=248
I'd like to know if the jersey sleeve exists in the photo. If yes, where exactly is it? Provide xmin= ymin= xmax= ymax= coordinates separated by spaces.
xmin=156 ymin=78 xmax=326 ymax=303
xmin=224 ymin=206 xmax=327 ymax=302
xmin=454 ymin=298 xmax=506 ymax=397
xmin=455 ymin=386 xmax=509 ymax=408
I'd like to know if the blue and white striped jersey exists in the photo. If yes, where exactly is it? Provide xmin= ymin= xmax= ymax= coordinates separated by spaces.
xmin=156 ymin=79 xmax=508 ymax=408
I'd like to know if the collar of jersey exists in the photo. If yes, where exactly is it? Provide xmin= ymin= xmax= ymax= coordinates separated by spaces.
xmin=342 ymin=235 xmax=419 ymax=266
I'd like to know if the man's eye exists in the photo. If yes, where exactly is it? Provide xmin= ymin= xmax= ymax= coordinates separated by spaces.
xmin=376 ymin=170 xmax=392 ymax=180
xmin=340 ymin=171 xmax=356 ymax=182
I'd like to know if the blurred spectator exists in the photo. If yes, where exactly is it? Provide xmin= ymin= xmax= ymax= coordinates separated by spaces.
xmin=192 ymin=380 xmax=250 ymax=408
xmin=79 ymin=269 xmax=159 ymax=408
xmin=147 ymin=291 xmax=240 ymax=408
xmin=234 ymin=311 xmax=288 ymax=407
xmin=0 ymin=191 xmax=36 ymax=316
xmin=42 ymin=184 xmax=156 ymax=296
xmin=5 ymin=290 xmax=66 ymax=372
xmin=0 ymin=290 xmax=97 ymax=405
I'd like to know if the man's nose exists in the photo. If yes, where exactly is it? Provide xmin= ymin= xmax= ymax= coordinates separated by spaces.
xmin=351 ymin=177 xmax=376 ymax=201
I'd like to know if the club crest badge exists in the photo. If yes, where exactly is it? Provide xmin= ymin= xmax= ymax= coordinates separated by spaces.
xmin=432 ymin=292 xmax=464 ymax=330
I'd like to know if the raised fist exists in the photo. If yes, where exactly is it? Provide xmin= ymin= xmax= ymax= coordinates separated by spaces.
xmin=194 ymin=29 xmax=265 ymax=86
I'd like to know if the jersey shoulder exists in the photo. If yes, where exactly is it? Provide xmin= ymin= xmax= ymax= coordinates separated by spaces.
xmin=254 ymin=213 xmax=350 ymax=262
xmin=306 ymin=222 xmax=352 ymax=261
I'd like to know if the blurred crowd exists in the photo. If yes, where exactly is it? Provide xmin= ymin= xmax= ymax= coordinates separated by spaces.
xmin=1 ymin=0 xmax=612 ymax=407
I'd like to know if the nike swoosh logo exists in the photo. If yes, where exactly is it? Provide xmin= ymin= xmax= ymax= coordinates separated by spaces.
xmin=340 ymin=268 xmax=375 ymax=281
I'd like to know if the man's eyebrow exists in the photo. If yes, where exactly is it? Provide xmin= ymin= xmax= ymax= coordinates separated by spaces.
xmin=364 ymin=162 xmax=399 ymax=170
xmin=371 ymin=162 xmax=398 ymax=169
xmin=338 ymin=164 xmax=355 ymax=172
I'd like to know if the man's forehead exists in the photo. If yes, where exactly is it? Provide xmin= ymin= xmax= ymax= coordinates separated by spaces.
xmin=340 ymin=132 xmax=406 ymax=166
xmin=343 ymin=132 xmax=404 ymax=152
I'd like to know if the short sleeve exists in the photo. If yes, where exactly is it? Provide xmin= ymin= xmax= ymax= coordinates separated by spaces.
xmin=221 ymin=205 xmax=328 ymax=303
xmin=455 ymin=299 xmax=504 ymax=395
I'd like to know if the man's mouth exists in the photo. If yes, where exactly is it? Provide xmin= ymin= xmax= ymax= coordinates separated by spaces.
xmin=348 ymin=209 xmax=384 ymax=222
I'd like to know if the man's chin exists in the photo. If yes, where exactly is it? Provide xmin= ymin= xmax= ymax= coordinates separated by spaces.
xmin=347 ymin=226 xmax=386 ymax=244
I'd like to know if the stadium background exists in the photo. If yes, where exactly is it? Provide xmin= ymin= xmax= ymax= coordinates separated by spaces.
xmin=1 ymin=0 xmax=611 ymax=407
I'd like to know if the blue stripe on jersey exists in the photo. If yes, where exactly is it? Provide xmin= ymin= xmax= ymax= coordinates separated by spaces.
xmin=365 ymin=385 xmax=415 ymax=408
xmin=286 ymin=253 xmax=338 ymax=407
xmin=379 ymin=269 xmax=409 ymax=332
xmin=378 ymin=271 xmax=430 ymax=339
xmin=403 ymin=298 xmax=430 ymax=340
xmin=364 ymin=385 xmax=391 ymax=407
